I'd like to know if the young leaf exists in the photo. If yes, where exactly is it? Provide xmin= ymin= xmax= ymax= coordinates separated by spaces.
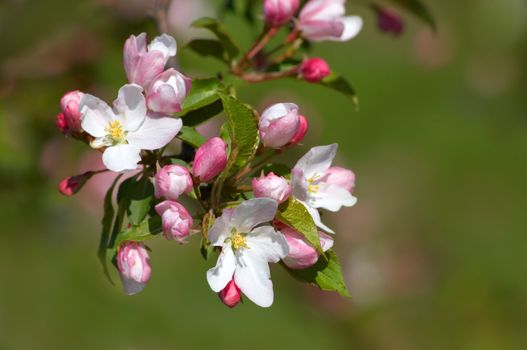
xmin=180 ymin=99 xmax=224 ymax=128
xmin=186 ymin=39 xmax=228 ymax=63
xmin=277 ymin=198 xmax=322 ymax=253
xmin=125 ymin=176 xmax=155 ymax=226
xmin=177 ymin=126 xmax=206 ymax=148
xmin=283 ymin=250 xmax=351 ymax=297
xmin=318 ymin=72 xmax=359 ymax=110
xmin=192 ymin=17 xmax=239 ymax=59
xmin=179 ymin=78 xmax=222 ymax=115
xmin=387 ymin=0 xmax=436 ymax=30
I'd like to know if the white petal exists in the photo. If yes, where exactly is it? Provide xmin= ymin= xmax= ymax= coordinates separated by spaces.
xmin=300 ymin=0 xmax=345 ymax=21
xmin=291 ymin=168 xmax=309 ymax=202
xmin=309 ymin=184 xmax=357 ymax=211
xmin=259 ymin=103 xmax=298 ymax=126
xmin=294 ymin=144 xmax=338 ymax=180
xmin=113 ymin=84 xmax=147 ymax=131
xmin=126 ymin=114 xmax=182 ymax=150
xmin=80 ymin=94 xmax=114 ymax=138
xmin=246 ymin=226 xmax=289 ymax=262
xmin=206 ymin=246 xmax=236 ymax=292
xmin=90 ymin=137 xmax=111 ymax=149
xmin=208 ymin=209 xmax=235 ymax=246
xmin=339 ymin=16 xmax=363 ymax=41
xmin=234 ymin=250 xmax=274 ymax=308
xmin=102 ymin=144 xmax=141 ymax=172
xmin=119 ymin=274 xmax=147 ymax=295
xmin=232 ymin=198 xmax=278 ymax=233
xmin=148 ymin=34 xmax=177 ymax=59
xmin=303 ymin=202 xmax=335 ymax=234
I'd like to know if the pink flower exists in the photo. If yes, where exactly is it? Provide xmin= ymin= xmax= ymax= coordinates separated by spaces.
xmin=154 ymin=164 xmax=193 ymax=200
xmin=155 ymin=200 xmax=193 ymax=243
xmin=218 ymin=279 xmax=242 ymax=308
xmin=322 ymin=166 xmax=355 ymax=192
xmin=299 ymin=57 xmax=330 ymax=83
xmin=57 ymin=171 xmax=94 ymax=196
xmin=193 ymin=137 xmax=228 ymax=182
xmin=298 ymin=0 xmax=363 ymax=42
xmin=117 ymin=242 xmax=152 ymax=295
xmin=60 ymin=90 xmax=83 ymax=132
xmin=375 ymin=6 xmax=404 ymax=36
xmin=289 ymin=115 xmax=308 ymax=145
xmin=124 ymin=33 xmax=177 ymax=88
xmin=259 ymin=103 xmax=301 ymax=149
xmin=147 ymin=68 xmax=192 ymax=114
xmin=56 ymin=113 xmax=69 ymax=134
xmin=264 ymin=0 xmax=300 ymax=27
xmin=281 ymin=226 xmax=334 ymax=269
xmin=252 ymin=172 xmax=291 ymax=204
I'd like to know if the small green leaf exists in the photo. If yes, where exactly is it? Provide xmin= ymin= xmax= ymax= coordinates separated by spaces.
xmin=284 ymin=250 xmax=351 ymax=297
xmin=181 ymin=99 xmax=224 ymax=128
xmin=387 ymin=0 xmax=436 ymax=30
xmin=277 ymin=198 xmax=322 ymax=253
xmin=319 ymin=72 xmax=359 ymax=110
xmin=126 ymin=177 xmax=155 ymax=226
xmin=179 ymin=78 xmax=222 ymax=115
xmin=186 ymin=39 xmax=228 ymax=63
xmin=192 ymin=17 xmax=239 ymax=59
xmin=177 ymin=126 xmax=206 ymax=148
xmin=113 ymin=216 xmax=162 ymax=250
xmin=200 ymin=238 xmax=216 ymax=260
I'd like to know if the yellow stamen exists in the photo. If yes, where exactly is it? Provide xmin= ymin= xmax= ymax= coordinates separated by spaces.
xmin=230 ymin=231 xmax=248 ymax=250
xmin=308 ymin=184 xmax=319 ymax=193
xmin=106 ymin=120 xmax=125 ymax=141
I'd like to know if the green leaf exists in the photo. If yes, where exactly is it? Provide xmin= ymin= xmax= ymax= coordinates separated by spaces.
xmin=177 ymin=126 xmax=206 ymax=148
xmin=181 ymin=99 xmax=224 ymax=128
xmin=200 ymin=238 xmax=216 ymax=260
xmin=256 ymin=163 xmax=291 ymax=178
xmin=192 ymin=17 xmax=239 ymax=59
xmin=218 ymin=92 xmax=260 ymax=180
xmin=186 ymin=39 xmax=228 ymax=63
xmin=387 ymin=0 xmax=436 ymax=30
xmin=97 ymin=174 xmax=122 ymax=284
xmin=284 ymin=250 xmax=350 ymax=297
xmin=319 ymin=72 xmax=359 ymax=110
xmin=116 ymin=175 xmax=154 ymax=227
xmin=179 ymin=78 xmax=222 ymax=115
xmin=113 ymin=216 xmax=162 ymax=250
xmin=277 ymin=198 xmax=322 ymax=253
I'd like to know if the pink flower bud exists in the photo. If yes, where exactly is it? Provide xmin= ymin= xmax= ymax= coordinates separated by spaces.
xmin=117 ymin=242 xmax=152 ymax=295
xmin=60 ymin=90 xmax=83 ymax=132
xmin=252 ymin=172 xmax=291 ymax=204
xmin=58 ymin=171 xmax=94 ymax=196
xmin=193 ymin=137 xmax=228 ymax=182
xmin=124 ymin=33 xmax=177 ymax=87
xmin=155 ymin=200 xmax=193 ymax=243
xmin=264 ymin=0 xmax=300 ymax=27
xmin=147 ymin=68 xmax=192 ymax=114
xmin=281 ymin=227 xmax=333 ymax=269
xmin=218 ymin=279 xmax=241 ymax=308
xmin=154 ymin=164 xmax=193 ymax=200
xmin=323 ymin=166 xmax=355 ymax=192
xmin=259 ymin=103 xmax=301 ymax=149
xmin=299 ymin=57 xmax=330 ymax=83
xmin=289 ymin=115 xmax=308 ymax=145
xmin=375 ymin=6 xmax=404 ymax=36
xmin=56 ymin=113 xmax=69 ymax=134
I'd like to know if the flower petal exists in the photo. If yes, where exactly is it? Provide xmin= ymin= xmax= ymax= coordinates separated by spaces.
xmin=113 ymin=84 xmax=147 ymax=131
xmin=339 ymin=16 xmax=363 ymax=41
xmin=102 ymin=144 xmax=141 ymax=172
xmin=309 ymin=184 xmax=357 ymax=211
xmin=148 ymin=34 xmax=177 ymax=59
xmin=302 ymin=202 xmax=335 ymax=234
xmin=300 ymin=0 xmax=345 ymax=21
xmin=207 ymin=246 xmax=236 ymax=292
xmin=80 ymin=94 xmax=114 ymax=138
xmin=208 ymin=209 xmax=235 ymax=246
xmin=234 ymin=250 xmax=274 ymax=307
xmin=246 ymin=226 xmax=289 ymax=262
xmin=126 ymin=114 xmax=182 ymax=150
xmin=232 ymin=198 xmax=278 ymax=233
xmin=294 ymin=143 xmax=338 ymax=179
xmin=119 ymin=274 xmax=147 ymax=295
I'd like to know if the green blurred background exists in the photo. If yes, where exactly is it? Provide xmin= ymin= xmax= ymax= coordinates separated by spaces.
xmin=1 ymin=0 xmax=526 ymax=349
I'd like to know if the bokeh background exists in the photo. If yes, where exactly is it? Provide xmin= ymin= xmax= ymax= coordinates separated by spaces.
xmin=1 ymin=0 xmax=526 ymax=349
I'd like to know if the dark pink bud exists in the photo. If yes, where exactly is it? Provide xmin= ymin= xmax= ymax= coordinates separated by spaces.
xmin=299 ymin=57 xmax=330 ymax=83
xmin=375 ymin=6 xmax=404 ymax=36
xmin=193 ymin=137 xmax=228 ymax=182
xmin=60 ymin=90 xmax=83 ymax=132
xmin=289 ymin=115 xmax=308 ymax=145
xmin=264 ymin=0 xmax=300 ymax=27
xmin=218 ymin=279 xmax=241 ymax=308
xmin=56 ymin=113 xmax=69 ymax=134
xmin=58 ymin=171 xmax=94 ymax=196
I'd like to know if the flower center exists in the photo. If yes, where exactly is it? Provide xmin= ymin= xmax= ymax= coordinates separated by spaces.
xmin=230 ymin=229 xmax=248 ymax=250
xmin=105 ymin=120 xmax=126 ymax=142
xmin=307 ymin=175 xmax=320 ymax=194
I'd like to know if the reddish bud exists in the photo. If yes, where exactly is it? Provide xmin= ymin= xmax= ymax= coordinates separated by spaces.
xmin=252 ymin=172 xmax=291 ymax=204
xmin=299 ymin=57 xmax=330 ymax=83
xmin=264 ymin=0 xmax=300 ymax=27
xmin=218 ymin=279 xmax=241 ymax=308
xmin=375 ymin=6 xmax=404 ymax=36
xmin=289 ymin=115 xmax=308 ymax=145
xmin=193 ymin=137 xmax=228 ymax=182
xmin=60 ymin=90 xmax=83 ymax=132
xmin=56 ymin=113 xmax=69 ymax=134
xmin=58 ymin=172 xmax=94 ymax=196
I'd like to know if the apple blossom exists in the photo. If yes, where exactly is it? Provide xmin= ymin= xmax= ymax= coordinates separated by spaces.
xmin=299 ymin=57 xmax=331 ymax=83
xmin=289 ymin=115 xmax=309 ymax=145
xmin=218 ymin=279 xmax=242 ymax=308
xmin=259 ymin=103 xmax=301 ymax=149
xmin=146 ymin=68 xmax=192 ymax=114
xmin=298 ymin=0 xmax=363 ymax=42
xmin=155 ymin=200 xmax=194 ymax=243
xmin=291 ymin=144 xmax=357 ymax=232
xmin=117 ymin=242 xmax=152 ymax=295
xmin=193 ymin=137 xmax=228 ymax=182
xmin=206 ymin=198 xmax=289 ymax=307
xmin=264 ymin=0 xmax=300 ymax=27
xmin=80 ymin=84 xmax=182 ymax=172
xmin=154 ymin=164 xmax=193 ymax=200
xmin=281 ymin=226 xmax=333 ymax=269
xmin=60 ymin=90 xmax=83 ymax=132
xmin=252 ymin=172 xmax=291 ymax=204
xmin=124 ymin=33 xmax=177 ymax=87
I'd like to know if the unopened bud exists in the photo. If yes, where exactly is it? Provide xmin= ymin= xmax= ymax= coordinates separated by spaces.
xmin=299 ymin=58 xmax=330 ymax=83
xmin=252 ymin=172 xmax=291 ymax=204
xmin=193 ymin=137 xmax=228 ymax=182
xmin=58 ymin=171 xmax=94 ymax=196
xmin=218 ymin=279 xmax=241 ymax=308
xmin=155 ymin=200 xmax=193 ymax=243
xmin=117 ymin=242 xmax=152 ymax=295
xmin=264 ymin=0 xmax=300 ymax=27
xmin=154 ymin=164 xmax=193 ymax=200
